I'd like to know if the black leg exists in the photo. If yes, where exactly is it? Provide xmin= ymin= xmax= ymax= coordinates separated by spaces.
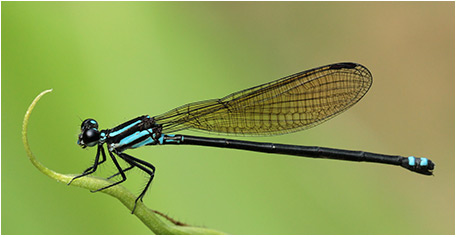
xmin=106 ymin=164 xmax=134 ymax=180
xmin=116 ymin=151 xmax=156 ymax=214
xmin=82 ymin=147 xmax=107 ymax=174
xmin=68 ymin=145 xmax=106 ymax=185
xmin=70 ymin=145 xmax=156 ymax=214
xmin=90 ymin=149 xmax=127 ymax=193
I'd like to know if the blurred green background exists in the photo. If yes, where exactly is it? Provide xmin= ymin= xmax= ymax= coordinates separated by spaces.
xmin=2 ymin=2 xmax=454 ymax=235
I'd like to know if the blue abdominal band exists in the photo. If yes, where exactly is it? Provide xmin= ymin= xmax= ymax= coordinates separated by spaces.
xmin=419 ymin=157 xmax=428 ymax=166
xmin=408 ymin=156 xmax=429 ymax=167
xmin=408 ymin=156 xmax=415 ymax=166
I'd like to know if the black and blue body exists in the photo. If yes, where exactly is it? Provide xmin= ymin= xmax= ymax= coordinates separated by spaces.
xmin=71 ymin=62 xmax=434 ymax=213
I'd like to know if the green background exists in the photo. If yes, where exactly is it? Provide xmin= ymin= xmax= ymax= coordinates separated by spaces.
xmin=2 ymin=2 xmax=454 ymax=234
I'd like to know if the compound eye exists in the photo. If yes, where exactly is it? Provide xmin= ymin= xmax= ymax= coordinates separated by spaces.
xmin=81 ymin=119 xmax=98 ymax=130
xmin=82 ymin=128 xmax=100 ymax=147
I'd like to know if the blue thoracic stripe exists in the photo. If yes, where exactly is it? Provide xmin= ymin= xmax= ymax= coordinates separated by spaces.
xmin=109 ymin=120 xmax=142 ymax=137
xmin=116 ymin=131 xmax=184 ymax=149
xmin=131 ymin=137 xmax=155 ymax=148
xmin=119 ymin=129 xmax=153 ymax=146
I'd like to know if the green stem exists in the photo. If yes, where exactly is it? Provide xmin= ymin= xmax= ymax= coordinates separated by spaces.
xmin=22 ymin=89 xmax=226 ymax=235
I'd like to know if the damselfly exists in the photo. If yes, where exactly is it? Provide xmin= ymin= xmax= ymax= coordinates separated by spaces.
xmin=70 ymin=62 xmax=434 ymax=213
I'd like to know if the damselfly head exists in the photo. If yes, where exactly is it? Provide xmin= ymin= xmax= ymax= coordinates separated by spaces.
xmin=81 ymin=119 xmax=98 ymax=130
xmin=78 ymin=119 xmax=100 ymax=148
